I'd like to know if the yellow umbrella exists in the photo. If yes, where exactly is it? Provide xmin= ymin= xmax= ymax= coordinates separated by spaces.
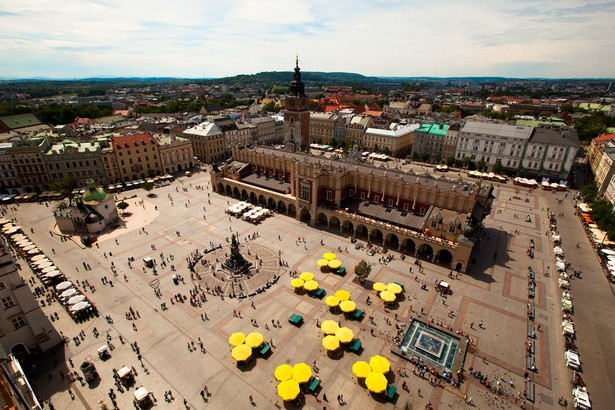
xmin=386 ymin=282 xmax=403 ymax=294
xmin=339 ymin=300 xmax=357 ymax=313
xmin=277 ymin=379 xmax=301 ymax=401
xmin=323 ymin=252 xmax=337 ymax=261
xmin=317 ymin=259 xmax=329 ymax=267
xmin=322 ymin=335 xmax=340 ymax=351
xmin=352 ymin=360 xmax=372 ymax=378
xmin=335 ymin=327 xmax=354 ymax=343
xmin=325 ymin=295 xmax=340 ymax=307
xmin=379 ymin=290 xmax=396 ymax=303
xmin=328 ymin=260 xmax=342 ymax=270
xmin=228 ymin=332 xmax=246 ymax=346
xmin=245 ymin=332 xmax=264 ymax=348
xmin=334 ymin=289 xmax=351 ymax=301
xmin=231 ymin=344 xmax=252 ymax=362
xmin=320 ymin=320 xmax=340 ymax=334
xmin=303 ymin=280 xmax=319 ymax=291
xmin=292 ymin=363 xmax=312 ymax=384
xmin=299 ymin=271 xmax=314 ymax=281
xmin=365 ymin=372 xmax=388 ymax=393
xmin=291 ymin=278 xmax=305 ymax=289
xmin=373 ymin=282 xmax=387 ymax=292
xmin=274 ymin=364 xmax=293 ymax=381
xmin=369 ymin=355 xmax=391 ymax=374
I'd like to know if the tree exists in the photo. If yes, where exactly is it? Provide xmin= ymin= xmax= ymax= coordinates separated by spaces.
xmin=354 ymin=260 xmax=372 ymax=283
xmin=446 ymin=155 xmax=456 ymax=166
xmin=493 ymin=161 xmax=504 ymax=174
xmin=142 ymin=182 xmax=154 ymax=197
xmin=477 ymin=159 xmax=486 ymax=172
xmin=382 ymin=147 xmax=392 ymax=156
xmin=581 ymin=183 xmax=598 ymax=203
xmin=117 ymin=201 xmax=129 ymax=215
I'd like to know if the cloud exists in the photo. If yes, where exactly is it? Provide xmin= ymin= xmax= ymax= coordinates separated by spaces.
xmin=0 ymin=0 xmax=614 ymax=78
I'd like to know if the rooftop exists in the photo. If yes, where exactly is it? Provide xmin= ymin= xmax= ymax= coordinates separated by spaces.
xmin=0 ymin=113 xmax=43 ymax=130
xmin=184 ymin=122 xmax=223 ymax=137
xmin=460 ymin=121 xmax=533 ymax=140
xmin=111 ymin=132 xmax=158 ymax=149
xmin=365 ymin=123 xmax=419 ymax=138
xmin=416 ymin=123 xmax=450 ymax=136
xmin=529 ymin=126 xmax=579 ymax=147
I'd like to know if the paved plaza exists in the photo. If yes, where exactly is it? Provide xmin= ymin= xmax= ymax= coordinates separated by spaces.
xmin=5 ymin=168 xmax=614 ymax=409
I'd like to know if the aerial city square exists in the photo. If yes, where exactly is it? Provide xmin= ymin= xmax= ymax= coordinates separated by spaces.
xmin=1 ymin=1 xmax=615 ymax=410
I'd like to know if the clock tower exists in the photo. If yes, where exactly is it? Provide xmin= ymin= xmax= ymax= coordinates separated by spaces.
xmin=283 ymin=57 xmax=311 ymax=152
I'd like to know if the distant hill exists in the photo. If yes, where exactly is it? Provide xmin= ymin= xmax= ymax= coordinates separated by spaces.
xmin=207 ymin=71 xmax=383 ymax=86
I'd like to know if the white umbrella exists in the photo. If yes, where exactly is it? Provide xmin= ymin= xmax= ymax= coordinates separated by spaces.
xmin=5 ymin=227 xmax=20 ymax=234
xmin=134 ymin=387 xmax=149 ymax=401
xmin=61 ymin=288 xmax=77 ymax=298
xmin=601 ymin=248 xmax=615 ymax=255
xmin=31 ymin=254 xmax=47 ymax=261
xmin=42 ymin=266 xmax=57 ymax=273
xmin=35 ymin=259 xmax=52 ymax=268
xmin=68 ymin=295 xmax=86 ymax=305
xmin=70 ymin=301 xmax=89 ymax=312
xmin=23 ymin=245 xmax=37 ymax=251
xmin=55 ymin=281 xmax=73 ymax=291
xmin=44 ymin=270 xmax=63 ymax=278
xmin=27 ymin=248 xmax=40 ymax=255
xmin=0 ymin=218 xmax=10 ymax=225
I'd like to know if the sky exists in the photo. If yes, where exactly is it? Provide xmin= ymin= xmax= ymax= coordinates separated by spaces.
xmin=1 ymin=0 xmax=614 ymax=79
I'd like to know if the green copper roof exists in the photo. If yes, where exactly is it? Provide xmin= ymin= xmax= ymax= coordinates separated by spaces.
xmin=82 ymin=187 xmax=107 ymax=203
xmin=417 ymin=123 xmax=449 ymax=136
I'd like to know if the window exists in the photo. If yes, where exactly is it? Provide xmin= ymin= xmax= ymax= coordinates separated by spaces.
xmin=388 ymin=199 xmax=394 ymax=206
xmin=300 ymin=183 xmax=310 ymax=201
xmin=431 ymin=221 xmax=437 ymax=228
xmin=374 ymin=195 xmax=379 ymax=203
xmin=10 ymin=315 xmax=27 ymax=330
xmin=349 ymin=189 xmax=354 ymax=197
xmin=326 ymin=190 xmax=333 ymax=201
xmin=0 ymin=282 xmax=5 ymax=290
xmin=1 ymin=296 xmax=15 ymax=309
xmin=403 ymin=203 xmax=409 ymax=211
xmin=360 ymin=192 xmax=365 ymax=200
xmin=449 ymin=226 xmax=456 ymax=233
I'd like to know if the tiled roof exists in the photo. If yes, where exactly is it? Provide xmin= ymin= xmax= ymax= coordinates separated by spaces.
xmin=0 ymin=113 xmax=43 ymax=130
xmin=593 ymin=133 xmax=615 ymax=142
xmin=111 ymin=132 xmax=157 ymax=149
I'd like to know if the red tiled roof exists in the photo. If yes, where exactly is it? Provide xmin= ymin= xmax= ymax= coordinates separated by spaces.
xmin=363 ymin=110 xmax=383 ymax=117
xmin=111 ymin=132 xmax=157 ymax=149
xmin=593 ymin=133 xmax=615 ymax=142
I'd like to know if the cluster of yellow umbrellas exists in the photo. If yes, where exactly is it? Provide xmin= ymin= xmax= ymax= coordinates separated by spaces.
xmin=274 ymin=363 xmax=312 ymax=401
xmin=229 ymin=331 xmax=265 ymax=362
xmin=317 ymin=252 xmax=343 ymax=271
xmin=324 ymin=289 xmax=356 ymax=313
xmin=320 ymin=320 xmax=355 ymax=350
xmin=372 ymin=282 xmax=403 ymax=302
xmin=290 ymin=272 xmax=320 ymax=292
xmin=352 ymin=355 xmax=392 ymax=393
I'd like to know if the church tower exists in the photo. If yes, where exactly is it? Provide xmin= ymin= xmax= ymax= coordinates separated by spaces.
xmin=283 ymin=57 xmax=311 ymax=152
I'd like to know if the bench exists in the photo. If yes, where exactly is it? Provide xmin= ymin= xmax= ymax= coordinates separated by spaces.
xmin=289 ymin=314 xmax=303 ymax=327
xmin=258 ymin=343 xmax=271 ymax=357
xmin=349 ymin=339 xmax=362 ymax=353
xmin=394 ymin=281 xmax=405 ymax=292
xmin=525 ymin=380 xmax=535 ymax=402
xmin=385 ymin=384 xmax=397 ymax=401
xmin=352 ymin=309 xmax=364 ymax=321
xmin=334 ymin=267 xmax=346 ymax=276
xmin=306 ymin=377 xmax=320 ymax=394
xmin=310 ymin=288 xmax=325 ymax=299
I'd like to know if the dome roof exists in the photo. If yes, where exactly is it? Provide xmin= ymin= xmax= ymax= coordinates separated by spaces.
xmin=82 ymin=187 xmax=107 ymax=203
xmin=85 ymin=213 xmax=102 ymax=224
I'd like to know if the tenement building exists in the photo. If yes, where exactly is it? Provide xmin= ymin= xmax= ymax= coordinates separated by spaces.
xmin=210 ymin=146 xmax=494 ymax=272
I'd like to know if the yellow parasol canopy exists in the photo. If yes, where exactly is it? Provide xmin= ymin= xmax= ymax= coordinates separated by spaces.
xmin=274 ymin=364 xmax=294 ymax=381
xmin=277 ymin=379 xmax=301 ymax=401
xmin=334 ymin=289 xmax=351 ymax=301
xmin=328 ymin=259 xmax=342 ymax=269
xmin=323 ymin=252 xmax=337 ymax=261
xmin=320 ymin=319 xmax=340 ymax=334
xmin=386 ymin=282 xmax=403 ymax=294
xmin=228 ymin=332 xmax=246 ymax=346
xmin=335 ymin=327 xmax=354 ymax=343
xmin=292 ymin=363 xmax=312 ymax=384
xmin=245 ymin=332 xmax=264 ymax=348
xmin=322 ymin=335 xmax=340 ymax=351
xmin=379 ymin=290 xmax=396 ymax=302
xmin=317 ymin=259 xmax=329 ymax=267
xmin=369 ymin=355 xmax=391 ymax=374
xmin=299 ymin=271 xmax=314 ymax=281
xmin=352 ymin=360 xmax=372 ymax=378
xmin=231 ymin=344 xmax=252 ymax=362
xmin=365 ymin=371 xmax=388 ymax=393
xmin=303 ymin=280 xmax=319 ymax=291
xmin=325 ymin=295 xmax=340 ymax=307
xmin=373 ymin=282 xmax=387 ymax=292
xmin=339 ymin=300 xmax=357 ymax=313
xmin=290 ymin=278 xmax=305 ymax=289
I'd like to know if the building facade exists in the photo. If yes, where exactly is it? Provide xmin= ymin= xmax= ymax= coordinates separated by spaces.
xmin=211 ymin=146 xmax=494 ymax=273
xmin=521 ymin=126 xmax=579 ymax=179
xmin=310 ymin=112 xmax=342 ymax=144
xmin=411 ymin=123 xmax=452 ymax=163
xmin=0 ymin=242 xmax=62 ymax=357
xmin=8 ymin=140 xmax=50 ymax=192
xmin=588 ymin=133 xmax=615 ymax=176
xmin=0 ymin=143 xmax=19 ymax=194
xmin=43 ymin=140 xmax=107 ymax=187
xmin=456 ymin=122 xmax=533 ymax=170
xmin=362 ymin=124 xmax=418 ymax=156
xmin=247 ymin=116 xmax=277 ymax=145
xmin=156 ymin=134 xmax=194 ymax=174
xmin=182 ymin=122 xmax=226 ymax=163
xmin=110 ymin=133 xmax=162 ymax=181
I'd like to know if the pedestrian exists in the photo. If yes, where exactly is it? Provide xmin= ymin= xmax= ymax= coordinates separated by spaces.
xmin=133 ymin=323 xmax=137 ymax=331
